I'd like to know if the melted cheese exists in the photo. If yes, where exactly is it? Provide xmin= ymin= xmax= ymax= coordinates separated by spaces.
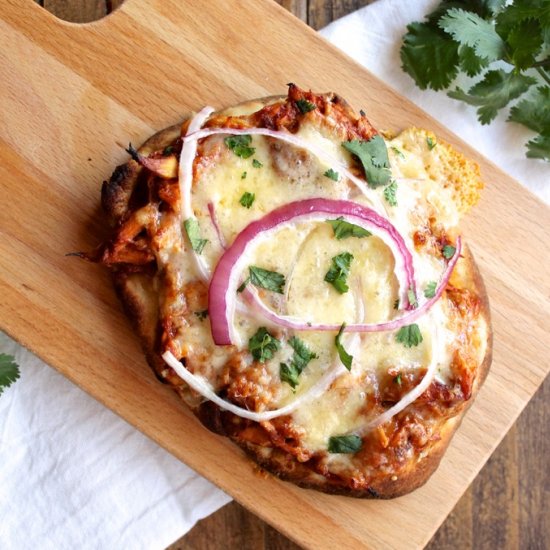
xmin=160 ymin=114 xmax=479 ymax=453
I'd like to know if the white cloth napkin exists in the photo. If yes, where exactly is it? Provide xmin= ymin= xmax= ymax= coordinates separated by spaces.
xmin=0 ymin=332 xmax=231 ymax=550
xmin=2 ymin=2 xmax=549 ymax=549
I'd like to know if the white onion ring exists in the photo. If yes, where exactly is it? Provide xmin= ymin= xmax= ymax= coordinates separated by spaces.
xmin=178 ymin=106 xmax=215 ymax=280
xmin=163 ymin=350 xmax=347 ymax=422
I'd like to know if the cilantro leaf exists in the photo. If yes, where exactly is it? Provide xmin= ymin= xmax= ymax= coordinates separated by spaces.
xmin=252 ymin=159 xmax=263 ymax=168
xmin=396 ymin=324 xmax=423 ymax=348
xmin=507 ymin=19 xmax=544 ymax=70
xmin=296 ymin=99 xmax=316 ymax=113
xmin=324 ymin=168 xmax=339 ymax=181
xmin=424 ymin=281 xmax=437 ymax=298
xmin=443 ymin=244 xmax=457 ymax=259
xmin=383 ymin=181 xmax=398 ymax=207
xmin=509 ymin=87 xmax=550 ymax=134
xmin=249 ymin=266 xmax=285 ymax=294
xmin=237 ymin=277 xmax=250 ymax=293
xmin=249 ymin=327 xmax=280 ymax=363
xmin=335 ymin=323 xmax=353 ymax=371
xmin=241 ymin=171 xmax=247 ymax=180
xmin=481 ymin=0 xmax=507 ymax=16
xmin=496 ymin=0 xmax=550 ymax=42
xmin=224 ymin=134 xmax=255 ymax=158
xmin=342 ymin=136 xmax=392 ymax=187
xmin=0 ymin=354 xmax=20 ymax=396
xmin=526 ymin=134 xmax=550 ymax=161
xmin=458 ymin=44 xmax=489 ymax=77
xmin=327 ymin=217 xmax=371 ymax=240
xmin=239 ymin=191 xmax=255 ymax=208
xmin=401 ymin=21 xmax=459 ymax=91
xmin=324 ymin=252 xmax=354 ymax=294
xmin=289 ymin=337 xmax=318 ymax=370
xmin=391 ymin=146 xmax=405 ymax=159
xmin=328 ymin=434 xmax=362 ymax=454
xmin=184 ymin=218 xmax=208 ymax=254
xmin=448 ymin=70 xmax=536 ymax=124
xmin=280 ymin=363 xmax=301 ymax=389
xmin=426 ymin=136 xmax=437 ymax=150
xmin=280 ymin=337 xmax=318 ymax=389
xmin=439 ymin=8 xmax=506 ymax=62
xmin=408 ymin=287 xmax=418 ymax=309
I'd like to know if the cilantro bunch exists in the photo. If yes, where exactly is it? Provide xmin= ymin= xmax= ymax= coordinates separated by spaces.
xmin=400 ymin=0 xmax=550 ymax=161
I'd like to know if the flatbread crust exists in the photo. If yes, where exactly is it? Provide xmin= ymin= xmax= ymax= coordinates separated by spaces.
xmin=97 ymin=91 xmax=492 ymax=498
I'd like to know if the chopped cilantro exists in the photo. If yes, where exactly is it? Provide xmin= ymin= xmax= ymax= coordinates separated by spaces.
xmin=383 ymin=181 xmax=398 ymax=206
xmin=396 ymin=324 xmax=423 ymax=348
xmin=328 ymin=434 xmax=362 ymax=454
xmin=241 ymin=171 xmax=247 ymax=179
xmin=324 ymin=252 xmax=354 ymax=294
xmin=342 ymin=136 xmax=392 ymax=187
xmin=424 ymin=281 xmax=437 ymax=298
xmin=407 ymin=287 xmax=418 ymax=309
xmin=426 ymin=136 xmax=437 ymax=150
xmin=296 ymin=99 xmax=316 ymax=113
xmin=391 ymin=146 xmax=405 ymax=159
xmin=252 ymin=159 xmax=263 ymax=168
xmin=394 ymin=373 xmax=402 ymax=385
xmin=280 ymin=337 xmax=318 ymax=389
xmin=327 ymin=217 xmax=371 ymax=240
xmin=249 ymin=327 xmax=280 ymax=363
xmin=194 ymin=310 xmax=209 ymax=321
xmin=442 ymin=244 xmax=456 ymax=259
xmin=184 ymin=218 xmax=208 ymax=254
xmin=335 ymin=323 xmax=353 ymax=371
xmin=162 ymin=145 xmax=174 ymax=156
xmin=393 ymin=298 xmax=400 ymax=310
xmin=324 ymin=168 xmax=340 ymax=181
xmin=249 ymin=266 xmax=285 ymax=294
xmin=237 ymin=277 xmax=250 ymax=293
xmin=239 ymin=191 xmax=255 ymax=208
xmin=224 ymin=134 xmax=255 ymax=158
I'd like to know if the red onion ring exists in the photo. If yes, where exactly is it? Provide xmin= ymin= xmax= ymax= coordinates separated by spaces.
xmin=246 ymin=236 xmax=461 ymax=334
xmin=208 ymin=198 xmax=417 ymax=346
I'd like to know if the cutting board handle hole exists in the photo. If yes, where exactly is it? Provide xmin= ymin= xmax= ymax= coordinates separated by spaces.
xmin=34 ymin=0 xmax=125 ymax=24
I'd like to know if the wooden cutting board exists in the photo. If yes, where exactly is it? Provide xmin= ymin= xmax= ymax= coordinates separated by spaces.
xmin=1 ymin=1 xmax=548 ymax=548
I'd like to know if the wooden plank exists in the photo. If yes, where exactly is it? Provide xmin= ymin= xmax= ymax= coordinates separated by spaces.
xmin=1 ymin=1 xmax=548 ymax=548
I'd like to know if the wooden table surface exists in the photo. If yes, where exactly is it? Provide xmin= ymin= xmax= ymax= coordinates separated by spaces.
xmin=33 ymin=1 xmax=549 ymax=549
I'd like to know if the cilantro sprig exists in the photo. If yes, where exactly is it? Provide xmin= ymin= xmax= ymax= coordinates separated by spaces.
xmin=400 ymin=1 xmax=550 ymax=161
xmin=0 ymin=354 xmax=20 ymax=397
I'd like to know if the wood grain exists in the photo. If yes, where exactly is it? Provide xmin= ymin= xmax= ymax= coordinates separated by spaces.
xmin=10 ymin=1 xmax=549 ymax=548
